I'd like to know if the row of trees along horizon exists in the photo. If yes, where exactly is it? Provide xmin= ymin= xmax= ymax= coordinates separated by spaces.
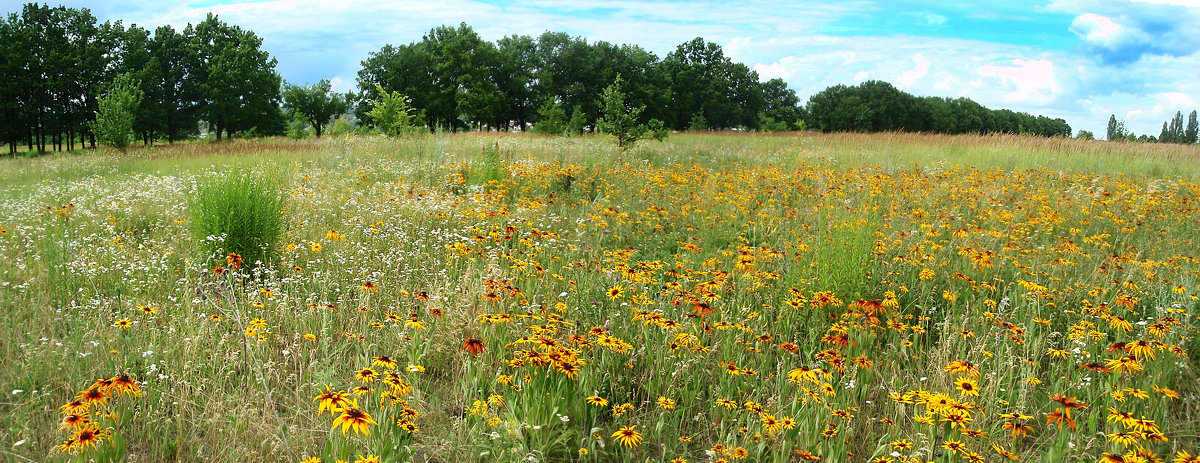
xmin=1 ymin=3 xmax=1196 ymax=154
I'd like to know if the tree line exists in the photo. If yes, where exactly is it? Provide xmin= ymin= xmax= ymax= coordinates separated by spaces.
xmin=3 ymin=4 xmax=1097 ymax=154
xmin=0 ymin=4 xmax=283 ymax=153
xmin=355 ymin=25 xmax=799 ymax=133
xmin=803 ymin=80 xmax=1072 ymax=137
xmin=1104 ymin=111 xmax=1198 ymax=144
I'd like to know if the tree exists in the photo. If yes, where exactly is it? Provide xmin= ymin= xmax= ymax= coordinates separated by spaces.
xmin=596 ymin=74 xmax=666 ymax=148
xmin=1171 ymin=111 xmax=1185 ymax=143
xmin=1076 ymin=130 xmax=1095 ymax=140
xmin=662 ymin=37 xmax=762 ymax=130
xmin=366 ymin=84 xmax=420 ymax=137
xmin=495 ymin=34 xmax=537 ymax=130
xmin=533 ymin=100 xmax=566 ymax=135
xmin=1160 ymin=121 xmax=1170 ymax=143
xmin=147 ymin=25 xmax=201 ymax=143
xmin=423 ymin=23 xmax=501 ymax=130
xmin=90 ymin=73 xmax=144 ymax=152
xmin=759 ymin=78 xmax=801 ymax=131
xmin=1106 ymin=114 xmax=1127 ymax=141
xmin=189 ymin=14 xmax=282 ymax=140
xmin=1186 ymin=110 xmax=1198 ymax=144
xmin=566 ymin=105 xmax=587 ymax=135
xmin=357 ymin=42 xmax=436 ymax=129
xmin=282 ymin=80 xmax=348 ymax=137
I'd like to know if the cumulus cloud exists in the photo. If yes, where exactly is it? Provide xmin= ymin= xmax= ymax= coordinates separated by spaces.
xmin=896 ymin=53 xmax=931 ymax=88
xmin=974 ymin=59 xmax=1062 ymax=105
xmin=1052 ymin=0 xmax=1200 ymax=65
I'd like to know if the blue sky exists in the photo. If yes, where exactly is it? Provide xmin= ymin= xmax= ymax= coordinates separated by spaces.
xmin=5 ymin=0 xmax=1199 ymax=138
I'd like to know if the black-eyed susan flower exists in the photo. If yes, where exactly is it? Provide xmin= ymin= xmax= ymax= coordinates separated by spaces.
xmin=611 ymin=425 xmax=642 ymax=448
xmin=331 ymin=399 xmax=377 ymax=436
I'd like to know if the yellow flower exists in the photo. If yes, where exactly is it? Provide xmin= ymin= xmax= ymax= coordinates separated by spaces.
xmin=611 ymin=425 xmax=643 ymax=447
xmin=586 ymin=395 xmax=608 ymax=407
xmin=331 ymin=399 xmax=377 ymax=436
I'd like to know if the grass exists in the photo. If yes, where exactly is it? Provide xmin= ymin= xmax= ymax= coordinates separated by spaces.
xmin=0 ymin=132 xmax=1198 ymax=462
xmin=189 ymin=170 xmax=287 ymax=272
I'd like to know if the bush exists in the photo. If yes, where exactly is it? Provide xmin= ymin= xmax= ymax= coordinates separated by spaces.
xmin=189 ymin=171 xmax=286 ymax=273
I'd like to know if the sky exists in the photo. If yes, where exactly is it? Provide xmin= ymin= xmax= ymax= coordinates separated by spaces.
xmin=4 ymin=0 xmax=1199 ymax=138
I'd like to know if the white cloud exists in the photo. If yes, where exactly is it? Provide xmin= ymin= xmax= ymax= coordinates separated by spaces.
xmin=329 ymin=76 xmax=351 ymax=93
xmin=974 ymin=59 xmax=1062 ymax=105
xmin=853 ymin=71 xmax=870 ymax=82
xmin=1069 ymin=13 xmax=1123 ymax=45
xmin=896 ymin=53 xmax=930 ymax=89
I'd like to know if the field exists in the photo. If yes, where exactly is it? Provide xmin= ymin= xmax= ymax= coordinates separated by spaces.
xmin=1 ymin=132 xmax=1199 ymax=463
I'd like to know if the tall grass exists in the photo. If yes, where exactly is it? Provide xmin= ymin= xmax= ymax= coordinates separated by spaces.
xmin=189 ymin=170 xmax=286 ymax=271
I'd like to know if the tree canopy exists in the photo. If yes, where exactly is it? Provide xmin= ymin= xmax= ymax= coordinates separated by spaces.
xmin=0 ymin=4 xmax=282 ymax=153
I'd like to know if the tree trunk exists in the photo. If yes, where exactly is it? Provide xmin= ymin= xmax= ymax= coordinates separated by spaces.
xmin=315 ymin=123 xmax=322 ymax=138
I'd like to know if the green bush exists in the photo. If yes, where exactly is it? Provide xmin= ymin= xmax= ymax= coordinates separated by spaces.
xmin=189 ymin=171 xmax=286 ymax=273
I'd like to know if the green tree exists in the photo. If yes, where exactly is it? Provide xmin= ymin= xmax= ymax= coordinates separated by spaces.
xmin=147 ymin=25 xmax=201 ymax=143
xmin=90 ymin=73 xmax=144 ymax=152
xmin=533 ymin=100 xmax=566 ymax=135
xmin=189 ymin=14 xmax=282 ymax=140
xmin=366 ymin=84 xmax=420 ymax=137
xmin=423 ymin=23 xmax=501 ymax=130
xmin=282 ymin=80 xmax=348 ymax=138
xmin=495 ymin=34 xmax=537 ymax=130
xmin=759 ymin=78 xmax=801 ymax=130
xmin=356 ymin=42 xmax=437 ymax=129
xmin=596 ymin=74 xmax=666 ymax=148
xmin=566 ymin=105 xmax=587 ymax=135
xmin=1076 ymin=130 xmax=1095 ymax=140
xmin=1186 ymin=110 xmax=1198 ymax=144
xmin=662 ymin=38 xmax=763 ymax=130
xmin=1107 ymin=114 xmax=1125 ymax=141
xmin=1166 ymin=111 xmax=1185 ymax=143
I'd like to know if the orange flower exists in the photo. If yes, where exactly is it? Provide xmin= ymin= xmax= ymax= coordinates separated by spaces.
xmin=463 ymin=338 xmax=486 ymax=355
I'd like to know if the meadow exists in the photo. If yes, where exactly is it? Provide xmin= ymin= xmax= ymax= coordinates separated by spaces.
xmin=1 ymin=132 xmax=1198 ymax=463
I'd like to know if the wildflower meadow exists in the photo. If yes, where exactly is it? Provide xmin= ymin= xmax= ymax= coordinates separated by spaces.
xmin=1 ymin=132 xmax=1199 ymax=463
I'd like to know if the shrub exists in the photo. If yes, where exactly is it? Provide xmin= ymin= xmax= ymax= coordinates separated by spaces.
xmin=189 ymin=171 xmax=286 ymax=273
